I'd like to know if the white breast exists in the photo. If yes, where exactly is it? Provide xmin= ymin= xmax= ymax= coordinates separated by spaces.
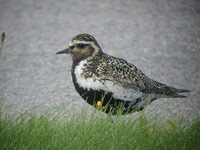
xmin=74 ymin=60 xmax=143 ymax=101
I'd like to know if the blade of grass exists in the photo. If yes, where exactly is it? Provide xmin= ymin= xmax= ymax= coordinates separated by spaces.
xmin=0 ymin=32 xmax=6 ymax=56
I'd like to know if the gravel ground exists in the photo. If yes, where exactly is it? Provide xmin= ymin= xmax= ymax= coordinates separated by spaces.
xmin=0 ymin=0 xmax=200 ymax=123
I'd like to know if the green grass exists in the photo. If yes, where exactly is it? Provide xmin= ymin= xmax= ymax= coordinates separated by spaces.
xmin=0 ymin=109 xmax=200 ymax=150
xmin=0 ymin=32 xmax=6 ymax=56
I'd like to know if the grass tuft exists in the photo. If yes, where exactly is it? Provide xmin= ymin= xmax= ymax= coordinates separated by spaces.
xmin=0 ymin=32 xmax=6 ymax=56
xmin=0 ymin=109 xmax=200 ymax=150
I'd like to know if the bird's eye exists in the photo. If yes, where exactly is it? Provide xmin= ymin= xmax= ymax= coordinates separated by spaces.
xmin=70 ymin=45 xmax=74 ymax=49
xmin=77 ymin=43 xmax=85 ymax=48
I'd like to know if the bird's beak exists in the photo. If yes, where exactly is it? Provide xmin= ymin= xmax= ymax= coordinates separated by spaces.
xmin=56 ymin=48 xmax=69 ymax=54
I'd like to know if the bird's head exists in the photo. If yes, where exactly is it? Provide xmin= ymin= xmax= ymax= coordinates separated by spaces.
xmin=56 ymin=34 xmax=102 ymax=62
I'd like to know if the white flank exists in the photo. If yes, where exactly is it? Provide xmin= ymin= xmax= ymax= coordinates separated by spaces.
xmin=74 ymin=60 xmax=143 ymax=102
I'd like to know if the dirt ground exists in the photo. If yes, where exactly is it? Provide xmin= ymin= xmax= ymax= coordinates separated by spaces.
xmin=0 ymin=0 xmax=199 ymax=123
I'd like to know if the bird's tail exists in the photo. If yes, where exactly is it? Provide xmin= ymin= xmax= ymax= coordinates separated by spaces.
xmin=171 ymin=93 xmax=188 ymax=98
xmin=157 ymin=85 xmax=190 ymax=98
xmin=172 ymin=88 xmax=190 ymax=93
xmin=146 ymin=81 xmax=191 ymax=98
xmin=168 ymin=88 xmax=190 ymax=98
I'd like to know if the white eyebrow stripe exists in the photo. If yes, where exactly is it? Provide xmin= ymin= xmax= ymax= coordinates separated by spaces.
xmin=75 ymin=41 xmax=93 ymax=44
xmin=69 ymin=40 xmax=101 ymax=56
xmin=69 ymin=41 xmax=93 ymax=46
xmin=69 ymin=41 xmax=72 ymax=46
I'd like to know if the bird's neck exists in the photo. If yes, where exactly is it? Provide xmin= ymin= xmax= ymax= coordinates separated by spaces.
xmin=72 ymin=51 xmax=104 ymax=70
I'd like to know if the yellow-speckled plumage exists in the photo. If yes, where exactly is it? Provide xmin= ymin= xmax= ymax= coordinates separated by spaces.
xmin=56 ymin=33 xmax=190 ymax=114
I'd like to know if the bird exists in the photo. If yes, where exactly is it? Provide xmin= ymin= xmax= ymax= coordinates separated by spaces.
xmin=56 ymin=33 xmax=190 ymax=115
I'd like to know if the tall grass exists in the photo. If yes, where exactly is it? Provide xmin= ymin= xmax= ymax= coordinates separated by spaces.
xmin=0 ymin=32 xmax=5 ymax=56
xmin=0 ymin=108 xmax=199 ymax=150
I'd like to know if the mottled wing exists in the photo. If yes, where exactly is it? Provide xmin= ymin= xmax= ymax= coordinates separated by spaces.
xmin=97 ymin=55 xmax=148 ymax=91
xmin=96 ymin=55 xmax=189 ymax=98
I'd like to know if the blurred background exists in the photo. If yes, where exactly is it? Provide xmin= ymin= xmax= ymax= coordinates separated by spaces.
xmin=0 ymin=0 xmax=199 ymax=123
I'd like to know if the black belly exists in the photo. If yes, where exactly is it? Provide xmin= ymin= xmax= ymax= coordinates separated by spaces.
xmin=71 ymin=72 xmax=142 ymax=114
